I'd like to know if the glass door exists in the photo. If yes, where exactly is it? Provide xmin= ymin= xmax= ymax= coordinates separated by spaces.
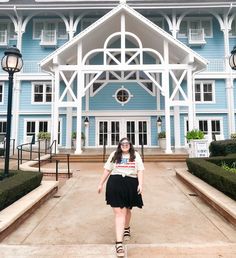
xmin=126 ymin=121 xmax=135 ymax=145
xmin=138 ymin=121 xmax=147 ymax=146
xmin=111 ymin=121 xmax=120 ymax=146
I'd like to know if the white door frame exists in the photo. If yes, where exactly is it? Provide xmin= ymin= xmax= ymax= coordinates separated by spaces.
xmin=96 ymin=117 xmax=151 ymax=147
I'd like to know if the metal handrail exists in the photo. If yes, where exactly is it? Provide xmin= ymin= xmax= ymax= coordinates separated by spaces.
xmin=17 ymin=139 xmax=57 ymax=172
xmin=55 ymin=154 xmax=71 ymax=181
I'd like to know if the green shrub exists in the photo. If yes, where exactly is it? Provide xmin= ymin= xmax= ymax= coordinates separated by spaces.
xmin=209 ymin=140 xmax=236 ymax=157
xmin=186 ymin=129 xmax=204 ymax=141
xmin=186 ymin=158 xmax=236 ymax=200
xmin=0 ymin=170 xmax=43 ymax=211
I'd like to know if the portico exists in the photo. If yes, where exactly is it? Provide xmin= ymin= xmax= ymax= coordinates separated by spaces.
xmin=41 ymin=2 xmax=207 ymax=154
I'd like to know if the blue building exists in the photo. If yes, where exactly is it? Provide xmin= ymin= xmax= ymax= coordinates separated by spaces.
xmin=0 ymin=0 xmax=235 ymax=154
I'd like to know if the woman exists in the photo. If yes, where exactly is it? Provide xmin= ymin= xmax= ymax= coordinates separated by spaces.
xmin=97 ymin=137 xmax=144 ymax=257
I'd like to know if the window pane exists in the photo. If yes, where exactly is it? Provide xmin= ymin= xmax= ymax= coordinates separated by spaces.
xmin=179 ymin=20 xmax=187 ymax=36
xmin=34 ymin=21 xmax=44 ymax=38
xmin=201 ymin=20 xmax=211 ymax=36
xmin=195 ymin=93 xmax=201 ymax=101
xmin=204 ymin=93 xmax=212 ymax=101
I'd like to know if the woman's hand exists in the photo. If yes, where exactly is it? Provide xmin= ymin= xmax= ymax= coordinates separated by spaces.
xmin=98 ymin=184 xmax=103 ymax=194
xmin=137 ymin=184 xmax=143 ymax=194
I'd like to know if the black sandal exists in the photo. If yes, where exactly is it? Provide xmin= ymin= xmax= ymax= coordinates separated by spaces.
xmin=123 ymin=226 xmax=130 ymax=241
xmin=115 ymin=241 xmax=124 ymax=257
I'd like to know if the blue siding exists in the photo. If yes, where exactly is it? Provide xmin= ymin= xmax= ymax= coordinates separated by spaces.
xmin=195 ymin=79 xmax=227 ymax=110
xmin=151 ymin=116 xmax=157 ymax=145
xmin=90 ymin=82 xmax=156 ymax=110
xmin=20 ymin=81 xmax=52 ymax=112
xmin=89 ymin=116 xmax=96 ymax=146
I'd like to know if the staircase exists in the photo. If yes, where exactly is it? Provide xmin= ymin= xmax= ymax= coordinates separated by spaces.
xmin=51 ymin=153 xmax=188 ymax=163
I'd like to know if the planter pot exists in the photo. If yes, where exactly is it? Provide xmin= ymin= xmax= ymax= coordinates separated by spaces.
xmin=72 ymin=139 xmax=85 ymax=149
xmin=159 ymin=138 xmax=166 ymax=149
xmin=188 ymin=139 xmax=209 ymax=157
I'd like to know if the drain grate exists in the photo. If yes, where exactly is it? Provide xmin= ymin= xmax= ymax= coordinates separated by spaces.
xmin=188 ymin=193 xmax=198 ymax=197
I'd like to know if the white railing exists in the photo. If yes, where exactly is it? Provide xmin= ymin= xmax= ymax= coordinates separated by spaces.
xmin=22 ymin=61 xmax=43 ymax=73
xmin=188 ymin=28 xmax=206 ymax=45
xmin=0 ymin=30 xmax=8 ymax=46
xmin=40 ymin=30 xmax=57 ymax=46
xmin=206 ymin=59 xmax=225 ymax=72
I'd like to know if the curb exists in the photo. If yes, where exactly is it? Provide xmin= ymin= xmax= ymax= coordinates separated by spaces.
xmin=176 ymin=168 xmax=236 ymax=226
xmin=0 ymin=181 xmax=59 ymax=241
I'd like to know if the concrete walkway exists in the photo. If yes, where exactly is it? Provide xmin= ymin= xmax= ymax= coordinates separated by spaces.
xmin=1 ymin=162 xmax=236 ymax=257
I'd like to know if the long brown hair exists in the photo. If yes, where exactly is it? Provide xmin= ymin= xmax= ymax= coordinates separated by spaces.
xmin=111 ymin=137 xmax=136 ymax=163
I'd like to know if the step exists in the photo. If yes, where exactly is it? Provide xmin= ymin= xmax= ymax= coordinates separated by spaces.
xmin=51 ymin=154 xmax=188 ymax=162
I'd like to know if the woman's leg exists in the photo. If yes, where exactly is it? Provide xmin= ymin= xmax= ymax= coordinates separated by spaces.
xmin=113 ymin=207 xmax=127 ymax=242
xmin=125 ymin=208 xmax=131 ymax=228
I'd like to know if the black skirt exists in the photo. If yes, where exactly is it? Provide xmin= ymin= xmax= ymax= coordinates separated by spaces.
xmin=106 ymin=175 xmax=143 ymax=209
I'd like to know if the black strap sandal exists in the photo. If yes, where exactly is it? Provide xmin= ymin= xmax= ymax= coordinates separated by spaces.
xmin=123 ymin=226 xmax=130 ymax=241
xmin=115 ymin=241 xmax=125 ymax=257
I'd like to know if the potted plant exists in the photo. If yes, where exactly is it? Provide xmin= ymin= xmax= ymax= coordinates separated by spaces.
xmin=231 ymin=133 xmax=236 ymax=140
xmin=185 ymin=129 xmax=208 ymax=157
xmin=186 ymin=129 xmax=204 ymax=141
xmin=158 ymin=131 xmax=166 ymax=149
xmin=37 ymin=131 xmax=51 ymax=150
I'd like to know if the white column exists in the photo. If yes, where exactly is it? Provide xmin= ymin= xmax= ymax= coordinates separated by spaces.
xmin=75 ymin=43 xmax=83 ymax=154
xmin=163 ymin=40 xmax=172 ymax=153
xmin=164 ymin=69 xmax=172 ymax=154
xmin=174 ymin=93 xmax=181 ymax=148
xmin=187 ymin=69 xmax=194 ymax=131
xmin=11 ymin=19 xmax=24 ymax=147
xmin=222 ymin=18 xmax=235 ymax=135
xmin=53 ymin=66 xmax=60 ymax=153
xmin=11 ymin=77 xmax=20 ymax=146
xmin=66 ymin=94 xmax=73 ymax=148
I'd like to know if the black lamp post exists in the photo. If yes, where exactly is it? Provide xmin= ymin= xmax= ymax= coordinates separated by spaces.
xmin=1 ymin=46 xmax=23 ymax=177
xmin=229 ymin=46 xmax=236 ymax=70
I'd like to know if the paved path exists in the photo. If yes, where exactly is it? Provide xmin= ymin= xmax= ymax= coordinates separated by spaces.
xmin=1 ymin=162 xmax=236 ymax=257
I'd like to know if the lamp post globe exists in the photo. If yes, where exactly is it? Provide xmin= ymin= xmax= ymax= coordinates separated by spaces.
xmin=1 ymin=46 xmax=23 ymax=73
xmin=229 ymin=46 xmax=236 ymax=70
xmin=1 ymin=46 xmax=23 ymax=177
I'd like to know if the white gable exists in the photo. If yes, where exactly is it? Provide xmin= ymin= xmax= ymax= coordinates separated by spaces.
xmin=40 ymin=3 xmax=207 ymax=71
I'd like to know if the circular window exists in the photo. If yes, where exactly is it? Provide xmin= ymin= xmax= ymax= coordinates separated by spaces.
xmin=117 ymin=89 xmax=129 ymax=103
xmin=113 ymin=87 xmax=133 ymax=105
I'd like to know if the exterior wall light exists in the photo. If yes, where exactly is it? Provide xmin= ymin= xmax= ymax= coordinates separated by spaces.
xmin=157 ymin=117 xmax=162 ymax=127
xmin=84 ymin=117 xmax=89 ymax=126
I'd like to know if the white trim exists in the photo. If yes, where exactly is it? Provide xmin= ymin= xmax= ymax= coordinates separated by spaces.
xmin=95 ymin=116 xmax=151 ymax=147
xmin=31 ymin=81 xmax=52 ymax=104
xmin=194 ymin=80 xmax=215 ymax=104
